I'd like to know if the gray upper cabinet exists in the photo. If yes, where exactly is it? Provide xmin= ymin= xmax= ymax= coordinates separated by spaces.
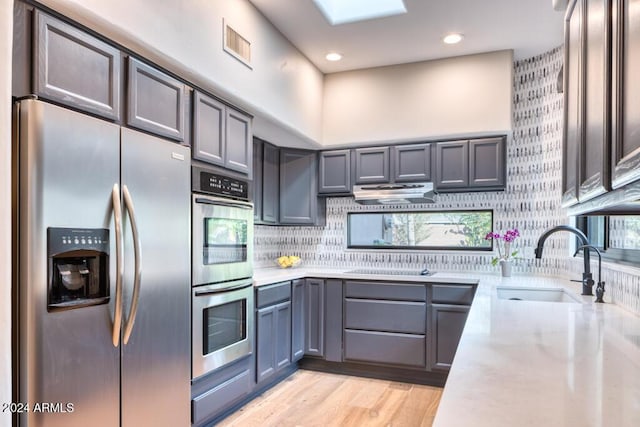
xmin=469 ymin=137 xmax=505 ymax=188
xmin=193 ymin=91 xmax=225 ymax=165
xmin=280 ymin=149 xmax=324 ymax=225
xmin=562 ymin=0 xmax=583 ymax=207
xmin=33 ymin=10 xmax=121 ymax=120
xmin=318 ymin=150 xmax=351 ymax=194
xmin=579 ymin=0 xmax=610 ymax=201
xmin=393 ymin=143 xmax=433 ymax=182
xmin=354 ymin=147 xmax=390 ymax=184
xmin=262 ymin=142 xmax=279 ymax=223
xmin=435 ymin=140 xmax=468 ymax=189
xmin=436 ymin=138 xmax=506 ymax=192
xmin=193 ymin=90 xmax=253 ymax=175
xmin=226 ymin=108 xmax=253 ymax=176
xmin=127 ymin=57 xmax=185 ymax=141
xmin=611 ymin=0 xmax=640 ymax=189
xmin=252 ymin=139 xmax=263 ymax=223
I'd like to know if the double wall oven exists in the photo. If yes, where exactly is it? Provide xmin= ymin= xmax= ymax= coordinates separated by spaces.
xmin=192 ymin=166 xmax=254 ymax=380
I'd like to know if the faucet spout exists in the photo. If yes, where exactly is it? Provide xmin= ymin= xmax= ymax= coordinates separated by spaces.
xmin=535 ymin=225 xmax=594 ymax=296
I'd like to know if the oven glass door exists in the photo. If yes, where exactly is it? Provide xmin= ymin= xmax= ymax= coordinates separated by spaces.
xmin=193 ymin=194 xmax=254 ymax=285
xmin=192 ymin=279 xmax=254 ymax=380
xmin=204 ymin=217 xmax=248 ymax=265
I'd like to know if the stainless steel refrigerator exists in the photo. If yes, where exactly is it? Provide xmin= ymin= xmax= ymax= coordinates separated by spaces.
xmin=14 ymin=99 xmax=191 ymax=426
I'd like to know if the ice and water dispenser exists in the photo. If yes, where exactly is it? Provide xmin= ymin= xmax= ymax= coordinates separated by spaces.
xmin=47 ymin=227 xmax=110 ymax=311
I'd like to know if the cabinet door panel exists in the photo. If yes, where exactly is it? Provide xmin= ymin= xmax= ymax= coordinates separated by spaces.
xmin=304 ymin=279 xmax=325 ymax=357
xmin=262 ymin=143 xmax=279 ymax=223
xmin=429 ymin=304 xmax=469 ymax=371
xmin=319 ymin=150 xmax=351 ymax=193
xmin=355 ymin=147 xmax=390 ymax=184
xmin=34 ymin=11 xmax=121 ymax=120
xmin=226 ymin=108 xmax=252 ymax=176
xmin=291 ymin=279 xmax=305 ymax=362
xmin=435 ymin=141 xmax=468 ymax=188
xmin=393 ymin=143 xmax=432 ymax=182
xmin=252 ymin=139 xmax=263 ymax=222
xmin=324 ymin=279 xmax=343 ymax=363
xmin=275 ymin=302 xmax=292 ymax=370
xmin=193 ymin=91 xmax=225 ymax=166
xmin=580 ymin=0 xmax=610 ymax=201
xmin=563 ymin=0 xmax=583 ymax=205
xmin=469 ymin=137 xmax=505 ymax=188
xmin=280 ymin=149 xmax=318 ymax=224
xmin=612 ymin=0 xmax=640 ymax=187
xmin=256 ymin=306 xmax=275 ymax=384
xmin=127 ymin=58 xmax=185 ymax=141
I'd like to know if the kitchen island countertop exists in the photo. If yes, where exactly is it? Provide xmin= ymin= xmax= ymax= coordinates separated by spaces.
xmin=253 ymin=267 xmax=640 ymax=426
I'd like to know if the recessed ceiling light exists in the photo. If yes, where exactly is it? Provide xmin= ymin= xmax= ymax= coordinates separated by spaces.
xmin=313 ymin=0 xmax=407 ymax=26
xmin=443 ymin=33 xmax=464 ymax=45
xmin=326 ymin=52 xmax=343 ymax=61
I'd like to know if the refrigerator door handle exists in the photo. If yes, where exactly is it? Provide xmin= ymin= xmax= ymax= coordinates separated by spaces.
xmin=112 ymin=183 xmax=124 ymax=347
xmin=122 ymin=185 xmax=142 ymax=345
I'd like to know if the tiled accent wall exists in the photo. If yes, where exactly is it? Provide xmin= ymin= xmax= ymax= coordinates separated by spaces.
xmin=254 ymin=46 xmax=640 ymax=315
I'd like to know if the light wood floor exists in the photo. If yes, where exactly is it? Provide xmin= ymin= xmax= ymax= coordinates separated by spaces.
xmin=218 ymin=370 xmax=443 ymax=427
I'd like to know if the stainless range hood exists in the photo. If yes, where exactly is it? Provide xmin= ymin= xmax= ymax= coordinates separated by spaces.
xmin=353 ymin=182 xmax=436 ymax=205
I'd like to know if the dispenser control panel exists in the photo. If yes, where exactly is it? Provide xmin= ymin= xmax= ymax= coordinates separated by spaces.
xmin=48 ymin=227 xmax=109 ymax=256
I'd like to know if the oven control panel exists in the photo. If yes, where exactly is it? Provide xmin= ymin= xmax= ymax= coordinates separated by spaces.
xmin=193 ymin=167 xmax=249 ymax=200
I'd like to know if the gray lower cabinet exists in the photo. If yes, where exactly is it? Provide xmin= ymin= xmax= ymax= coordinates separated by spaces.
xmin=429 ymin=304 xmax=469 ymax=371
xmin=324 ymin=279 xmax=344 ymax=362
xmin=354 ymin=146 xmax=390 ymax=184
xmin=33 ymin=10 xmax=121 ymax=120
xmin=318 ymin=149 xmax=351 ymax=194
xmin=280 ymin=149 xmax=325 ymax=225
xmin=191 ymin=356 xmax=254 ymax=426
xmin=256 ymin=281 xmax=292 ymax=384
xmin=393 ymin=143 xmax=433 ymax=182
xmin=304 ymin=279 xmax=325 ymax=357
xmin=193 ymin=90 xmax=253 ymax=176
xmin=343 ymin=281 xmax=427 ymax=369
xmin=127 ymin=57 xmax=186 ymax=141
xmin=291 ymin=279 xmax=305 ymax=362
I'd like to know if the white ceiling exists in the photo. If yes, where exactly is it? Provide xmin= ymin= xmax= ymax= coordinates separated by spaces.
xmin=248 ymin=0 xmax=566 ymax=74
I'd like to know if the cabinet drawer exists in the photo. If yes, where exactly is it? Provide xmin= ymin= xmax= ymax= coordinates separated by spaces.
xmin=344 ymin=281 xmax=426 ymax=301
xmin=344 ymin=329 xmax=426 ymax=368
xmin=34 ymin=11 xmax=121 ymax=120
xmin=345 ymin=299 xmax=426 ymax=334
xmin=431 ymin=284 xmax=476 ymax=305
xmin=191 ymin=369 xmax=251 ymax=425
xmin=256 ymin=281 xmax=291 ymax=308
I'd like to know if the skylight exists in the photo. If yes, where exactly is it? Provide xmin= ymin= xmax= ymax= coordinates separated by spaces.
xmin=313 ymin=0 xmax=407 ymax=26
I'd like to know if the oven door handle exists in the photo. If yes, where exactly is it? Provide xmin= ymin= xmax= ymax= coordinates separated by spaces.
xmin=194 ymin=197 xmax=253 ymax=210
xmin=194 ymin=282 xmax=253 ymax=296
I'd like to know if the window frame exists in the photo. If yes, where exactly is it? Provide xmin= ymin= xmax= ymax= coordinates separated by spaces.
xmin=346 ymin=209 xmax=494 ymax=251
xmin=577 ymin=216 xmax=640 ymax=266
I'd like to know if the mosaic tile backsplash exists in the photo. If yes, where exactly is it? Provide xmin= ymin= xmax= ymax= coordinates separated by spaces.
xmin=254 ymin=46 xmax=640 ymax=316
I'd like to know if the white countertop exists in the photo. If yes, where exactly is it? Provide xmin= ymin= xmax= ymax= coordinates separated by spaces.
xmin=254 ymin=267 xmax=640 ymax=426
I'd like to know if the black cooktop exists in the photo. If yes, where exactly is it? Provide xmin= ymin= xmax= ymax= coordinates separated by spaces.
xmin=346 ymin=268 xmax=436 ymax=277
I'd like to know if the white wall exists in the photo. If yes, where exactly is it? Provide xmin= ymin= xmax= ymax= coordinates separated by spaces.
xmin=322 ymin=50 xmax=514 ymax=146
xmin=1 ymin=0 xmax=13 ymax=424
xmin=37 ymin=0 xmax=324 ymax=147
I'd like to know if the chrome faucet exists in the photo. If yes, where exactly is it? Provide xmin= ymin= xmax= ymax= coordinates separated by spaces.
xmin=574 ymin=244 xmax=605 ymax=303
xmin=535 ymin=225 xmax=594 ymax=296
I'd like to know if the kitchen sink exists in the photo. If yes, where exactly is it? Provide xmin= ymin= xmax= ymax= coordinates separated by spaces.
xmin=496 ymin=286 xmax=581 ymax=303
